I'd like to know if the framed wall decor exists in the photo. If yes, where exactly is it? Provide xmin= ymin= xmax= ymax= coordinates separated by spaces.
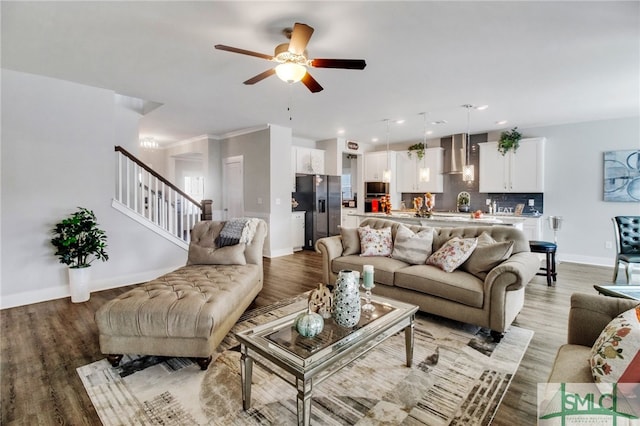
xmin=603 ymin=149 xmax=640 ymax=202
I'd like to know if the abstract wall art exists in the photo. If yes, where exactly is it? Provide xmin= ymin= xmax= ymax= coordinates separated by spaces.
xmin=604 ymin=149 xmax=640 ymax=202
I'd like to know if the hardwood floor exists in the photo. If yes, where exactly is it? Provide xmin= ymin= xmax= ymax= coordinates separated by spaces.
xmin=1 ymin=251 xmax=612 ymax=425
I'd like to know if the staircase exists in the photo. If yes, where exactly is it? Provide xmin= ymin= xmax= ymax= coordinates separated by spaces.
xmin=112 ymin=146 xmax=203 ymax=249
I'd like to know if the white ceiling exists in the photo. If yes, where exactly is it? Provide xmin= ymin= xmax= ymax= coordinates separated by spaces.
xmin=2 ymin=1 xmax=639 ymax=146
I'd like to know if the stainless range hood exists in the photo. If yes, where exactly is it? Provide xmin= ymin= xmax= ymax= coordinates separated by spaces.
xmin=442 ymin=134 xmax=467 ymax=174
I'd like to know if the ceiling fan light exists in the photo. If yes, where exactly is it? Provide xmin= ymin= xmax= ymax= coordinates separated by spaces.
xmin=275 ymin=63 xmax=306 ymax=83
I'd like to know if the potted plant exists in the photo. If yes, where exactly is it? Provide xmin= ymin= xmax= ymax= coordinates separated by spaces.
xmin=51 ymin=207 xmax=108 ymax=302
xmin=497 ymin=127 xmax=522 ymax=156
xmin=457 ymin=192 xmax=470 ymax=213
xmin=407 ymin=142 xmax=426 ymax=160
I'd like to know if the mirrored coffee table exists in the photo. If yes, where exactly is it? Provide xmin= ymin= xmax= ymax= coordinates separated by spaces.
xmin=235 ymin=294 xmax=418 ymax=426
xmin=594 ymin=284 xmax=640 ymax=300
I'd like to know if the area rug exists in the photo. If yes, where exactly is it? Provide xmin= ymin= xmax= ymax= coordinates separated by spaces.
xmin=78 ymin=294 xmax=533 ymax=425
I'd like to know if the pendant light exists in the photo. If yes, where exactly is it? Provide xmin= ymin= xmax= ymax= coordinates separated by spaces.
xmin=419 ymin=112 xmax=430 ymax=183
xmin=382 ymin=119 xmax=391 ymax=183
xmin=462 ymin=104 xmax=474 ymax=182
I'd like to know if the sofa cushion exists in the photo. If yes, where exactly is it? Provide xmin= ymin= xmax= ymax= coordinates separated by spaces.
xmin=394 ymin=265 xmax=484 ymax=308
xmin=392 ymin=225 xmax=435 ymax=265
xmin=340 ymin=227 xmax=361 ymax=255
xmin=358 ymin=226 xmax=393 ymax=257
xmin=427 ymin=237 xmax=478 ymax=272
xmin=590 ymin=305 xmax=640 ymax=384
xmin=96 ymin=264 xmax=261 ymax=339
xmin=331 ymin=255 xmax=408 ymax=286
xmin=548 ymin=344 xmax=594 ymax=383
xmin=462 ymin=232 xmax=514 ymax=279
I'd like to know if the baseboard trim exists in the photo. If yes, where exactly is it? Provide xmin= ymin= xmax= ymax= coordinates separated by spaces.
xmin=1 ymin=265 xmax=182 ymax=310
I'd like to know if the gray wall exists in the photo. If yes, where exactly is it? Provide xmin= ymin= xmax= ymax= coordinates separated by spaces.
xmin=1 ymin=69 xmax=187 ymax=308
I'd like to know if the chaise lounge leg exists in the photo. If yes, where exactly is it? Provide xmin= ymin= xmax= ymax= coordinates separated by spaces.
xmin=490 ymin=330 xmax=504 ymax=343
xmin=107 ymin=354 xmax=123 ymax=367
xmin=194 ymin=356 xmax=213 ymax=370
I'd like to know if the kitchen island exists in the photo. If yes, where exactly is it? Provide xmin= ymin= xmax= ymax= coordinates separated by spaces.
xmin=347 ymin=211 xmax=527 ymax=230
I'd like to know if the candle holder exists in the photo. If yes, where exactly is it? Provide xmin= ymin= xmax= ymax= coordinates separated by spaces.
xmin=361 ymin=281 xmax=375 ymax=312
xmin=361 ymin=265 xmax=375 ymax=312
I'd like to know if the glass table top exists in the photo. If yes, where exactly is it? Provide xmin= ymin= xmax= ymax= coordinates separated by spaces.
xmin=235 ymin=294 xmax=417 ymax=370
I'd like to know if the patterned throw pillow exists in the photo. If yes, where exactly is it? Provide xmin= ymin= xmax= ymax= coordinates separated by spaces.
xmin=426 ymin=237 xmax=478 ymax=272
xmin=358 ymin=226 xmax=393 ymax=257
xmin=590 ymin=305 xmax=640 ymax=385
xmin=392 ymin=225 xmax=435 ymax=264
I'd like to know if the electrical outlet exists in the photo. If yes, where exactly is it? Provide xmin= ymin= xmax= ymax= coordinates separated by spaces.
xmin=275 ymin=198 xmax=281 ymax=205
xmin=605 ymin=241 xmax=613 ymax=249
xmin=528 ymin=199 xmax=535 ymax=206
xmin=257 ymin=197 xmax=263 ymax=205
xmin=486 ymin=198 xmax=491 ymax=205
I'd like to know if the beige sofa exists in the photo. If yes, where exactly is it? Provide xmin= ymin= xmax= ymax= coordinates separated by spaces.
xmin=315 ymin=217 xmax=540 ymax=341
xmin=548 ymin=292 xmax=638 ymax=383
xmin=95 ymin=219 xmax=267 ymax=370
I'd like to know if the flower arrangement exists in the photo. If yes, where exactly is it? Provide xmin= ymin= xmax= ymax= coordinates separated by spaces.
xmin=498 ymin=127 xmax=522 ymax=156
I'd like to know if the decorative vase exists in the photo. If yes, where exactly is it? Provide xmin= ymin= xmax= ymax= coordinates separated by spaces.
xmin=309 ymin=283 xmax=333 ymax=319
xmin=332 ymin=270 xmax=361 ymax=328
xmin=68 ymin=266 xmax=91 ymax=303
xmin=295 ymin=302 xmax=324 ymax=338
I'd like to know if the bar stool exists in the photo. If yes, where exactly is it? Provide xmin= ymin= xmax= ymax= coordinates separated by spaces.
xmin=529 ymin=240 xmax=557 ymax=286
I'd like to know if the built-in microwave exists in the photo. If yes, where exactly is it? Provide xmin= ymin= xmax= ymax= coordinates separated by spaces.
xmin=364 ymin=182 xmax=389 ymax=212
xmin=365 ymin=182 xmax=389 ymax=195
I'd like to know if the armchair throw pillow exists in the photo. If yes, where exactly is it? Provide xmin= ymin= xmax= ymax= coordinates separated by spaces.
xmin=392 ymin=225 xmax=435 ymax=264
xmin=358 ymin=226 xmax=393 ymax=257
xmin=426 ymin=237 xmax=478 ymax=272
xmin=590 ymin=305 xmax=640 ymax=386
xmin=187 ymin=243 xmax=247 ymax=265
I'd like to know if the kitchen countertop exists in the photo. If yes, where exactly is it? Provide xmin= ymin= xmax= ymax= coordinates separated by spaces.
xmin=348 ymin=211 xmax=530 ymax=227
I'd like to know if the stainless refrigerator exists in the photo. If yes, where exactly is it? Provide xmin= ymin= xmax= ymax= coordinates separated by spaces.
xmin=294 ymin=174 xmax=342 ymax=249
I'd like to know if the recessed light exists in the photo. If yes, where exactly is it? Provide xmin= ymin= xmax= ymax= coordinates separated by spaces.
xmin=496 ymin=120 xmax=508 ymax=125
xmin=337 ymin=129 xmax=345 ymax=134
xmin=372 ymin=137 xmax=379 ymax=142
xmin=395 ymin=119 xmax=405 ymax=124
xmin=426 ymin=130 xmax=433 ymax=135
xmin=475 ymin=105 xmax=489 ymax=110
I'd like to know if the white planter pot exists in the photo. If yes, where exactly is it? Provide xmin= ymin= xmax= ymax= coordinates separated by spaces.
xmin=68 ymin=267 xmax=91 ymax=303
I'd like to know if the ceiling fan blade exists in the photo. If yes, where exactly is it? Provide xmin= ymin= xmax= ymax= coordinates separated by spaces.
xmin=215 ymin=44 xmax=273 ymax=61
xmin=310 ymin=58 xmax=367 ymax=70
xmin=301 ymin=72 xmax=323 ymax=93
xmin=288 ymin=23 xmax=314 ymax=55
xmin=243 ymin=68 xmax=276 ymax=85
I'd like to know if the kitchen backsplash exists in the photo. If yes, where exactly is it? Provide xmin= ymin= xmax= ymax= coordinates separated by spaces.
xmin=400 ymin=191 xmax=544 ymax=215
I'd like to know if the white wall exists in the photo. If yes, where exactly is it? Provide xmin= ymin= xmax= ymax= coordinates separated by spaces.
xmin=490 ymin=116 xmax=640 ymax=266
xmin=1 ymin=69 xmax=186 ymax=308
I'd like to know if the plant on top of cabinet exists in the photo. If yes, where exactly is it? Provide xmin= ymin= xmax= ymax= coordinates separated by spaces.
xmin=407 ymin=142 xmax=426 ymax=160
xmin=497 ymin=127 xmax=522 ymax=156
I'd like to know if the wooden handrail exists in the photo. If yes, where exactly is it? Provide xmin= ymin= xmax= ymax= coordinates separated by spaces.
xmin=114 ymin=145 xmax=202 ymax=208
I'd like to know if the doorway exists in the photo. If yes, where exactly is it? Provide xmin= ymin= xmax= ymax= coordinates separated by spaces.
xmin=223 ymin=156 xmax=244 ymax=220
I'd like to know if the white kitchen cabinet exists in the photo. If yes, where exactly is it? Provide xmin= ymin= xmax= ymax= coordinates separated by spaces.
xmin=396 ymin=148 xmax=444 ymax=193
xmin=292 ymin=211 xmax=305 ymax=251
xmin=364 ymin=151 xmax=396 ymax=183
xmin=341 ymin=207 xmax=359 ymax=228
xmin=522 ymin=216 xmax=542 ymax=241
xmin=479 ymin=137 xmax=545 ymax=193
xmin=294 ymin=147 xmax=325 ymax=175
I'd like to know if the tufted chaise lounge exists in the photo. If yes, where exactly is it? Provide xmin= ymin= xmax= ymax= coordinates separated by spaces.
xmin=95 ymin=219 xmax=267 ymax=370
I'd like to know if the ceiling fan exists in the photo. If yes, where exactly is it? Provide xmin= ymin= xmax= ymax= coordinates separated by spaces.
xmin=215 ymin=22 xmax=366 ymax=93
